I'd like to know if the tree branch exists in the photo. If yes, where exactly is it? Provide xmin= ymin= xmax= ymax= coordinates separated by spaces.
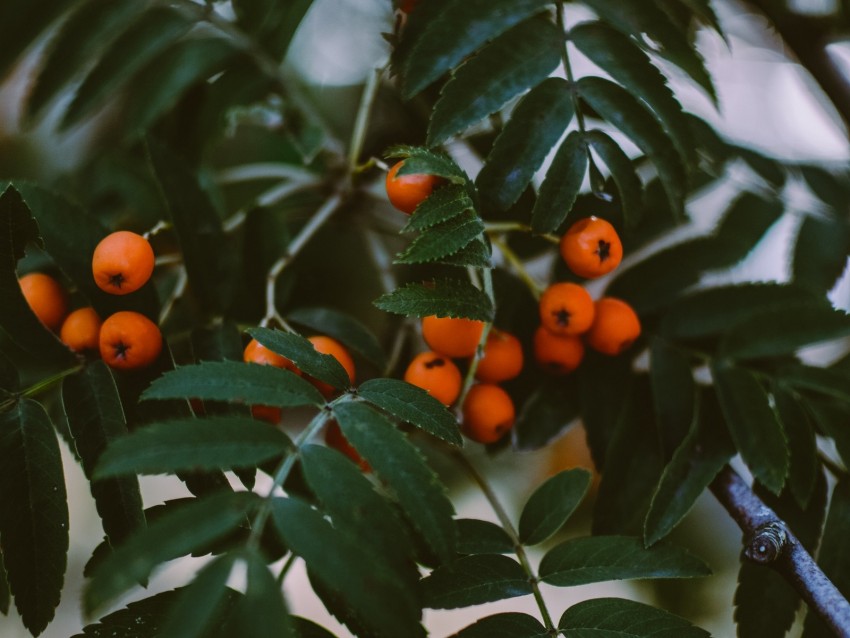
xmin=710 ymin=465 xmax=850 ymax=637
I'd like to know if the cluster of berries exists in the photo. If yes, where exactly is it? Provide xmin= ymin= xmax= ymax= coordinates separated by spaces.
xmin=18 ymin=231 xmax=162 ymax=370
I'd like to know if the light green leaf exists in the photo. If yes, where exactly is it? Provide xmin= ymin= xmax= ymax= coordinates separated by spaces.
xmin=560 ymin=597 xmax=710 ymax=636
xmin=519 ymin=469 xmax=591 ymax=545
xmin=374 ymin=279 xmax=494 ymax=322
xmin=421 ymin=554 xmax=533 ymax=609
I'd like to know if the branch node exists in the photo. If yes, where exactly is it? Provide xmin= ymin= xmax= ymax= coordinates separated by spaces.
xmin=745 ymin=522 xmax=788 ymax=564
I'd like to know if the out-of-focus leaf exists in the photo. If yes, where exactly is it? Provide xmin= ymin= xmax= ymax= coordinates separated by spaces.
xmin=649 ymin=338 xmax=695 ymax=456
xmin=514 ymin=377 xmax=580 ymax=451
xmin=232 ymin=0 xmax=314 ymax=60
xmin=774 ymin=386 xmax=818 ymax=509
xmin=584 ymin=130 xmax=643 ymax=227
xmin=449 ymin=613 xmax=548 ymax=638
xmin=0 ymin=0 xmax=76 ymax=83
xmin=793 ymin=216 xmax=850 ymax=293
xmin=421 ymin=554 xmax=533 ymax=608
xmin=160 ymin=553 xmax=238 ymax=638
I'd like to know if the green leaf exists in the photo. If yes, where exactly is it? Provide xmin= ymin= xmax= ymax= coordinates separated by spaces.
xmin=805 ymin=399 xmax=850 ymax=468
xmin=374 ymin=279 xmax=494 ymax=322
xmin=161 ymin=553 xmax=239 ymax=638
xmin=0 ymin=399 xmax=68 ymax=636
xmin=0 ymin=349 xmax=17 ymax=393
xmin=0 ymin=552 xmax=9 ymax=616
xmin=0 ymin=0 xmax=75 ymax=82
xmin=449 ymin=613 xmax=548 ymax=638
xmin=402 ymin=184 xmax=474 ymax=233
xmin=142 ymin=361 xmax=325 ymax=408
xmin=333 ymin=401 xmax=457 ymax=562
xmin=272 ymin=497 xmax=423 ymax=638
xmin=61 ymin=6 xmax=193 ymax=128
xmin=221 ymin=550 xmax=295 ymax=638
xmin=26 ymin=0 xmax=144 ymax=118
xmin=519 ymin=469 xmax=592 ymax=545
xmin=571 ymin=21 xmax=695 ymax=169
xmin=528 ymin=130 xmax=588 ymax=233
xmin=62 ymin=362 xmax=145 ymax=546
xmin=578 ymin=352 xmax=634 ymax=469
xmin=456 ymin=519 xmax=514 ymax=555
xmin=84 ymin=491 xmax=259 ymax=615
xmin=397 ymin=0 xmax=553 ymax=98
xmin=514 ymin=378 xmax=580 ymax=451
xmin=778 ymin=364 xmax=850 ymax=402
xmin=292 ymin=617 xmax=339 ymax=638
xmin=649 ymin=339 xmax=695 ymax=457
xmin=774 ymin=387 xmax=818 ymax=509
xmin=288 ymin=306 xmax=386 ymax=369
xmin=793 ymin=215 xmax=850 ymax=293
xmin=357 ymin=378 xmax=462 ymax=446
xmin=436 ymin=240 xmax=493 ymax=268
xmin=421 ymin=554 xmax=533 ymax=609
xmin=577 ymin=76 xmax=686 ymax=215
xmin=232 ymin=0 xmax=313 ymax=60
xmin=559 ymin=597 xmax=710 ymax=637
xmin=428 ymin=17 xmax=562 ymax=145
xmin=481 ymin=78 xmax=575 ymax=214
xmin=396 ymin=211 xmax=485 ymax=264
xmin=539 ymin=536 xmax=711 ymax=587
xmin=584 ymin=129 xmax=644 ymax=227
xmin=644 ymin=392 xmax=735 ymax=546
xmin=147 ymin=139 xmax=237 ymax=315
xmin=123 ymin=37 xmax=239 ymax=135
xmin=247 ymin=327 xmax=351 ymax=390
xmin=712 ymin=363 xmax=789 ymax=494
xmin=386 ymin=146 xmax=468 ymax=183
xmin=94 ymin=416 xmax=293 ymax=478
xmin=738 ymin=147 xmax=786 ymax=187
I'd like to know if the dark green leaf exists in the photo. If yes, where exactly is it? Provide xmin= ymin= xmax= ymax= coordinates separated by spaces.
xmin=559 ymin=597 xmax=710 ymax=636
xmin=192 ymin=321 xmax=245 ymax=363
xmin=584 ymin=129 xmax=644 ymax=227
xmin=539 ymin=536 xmax=710 ymax=586
xmin=386 ymin=146 xmax=468 ymax=182
xmin=0 ymin=349 xmax=17 ymax=393
xmin=519 ymin=469 xmax=591 ymax=545
xmin=421 ymin=554 xmax=532 ymax=609
xmin=0 ymin=0 xmax=75 ymax=82
xmin=449 ymin=613 xmax=548 ymax=638
xmin=397 ymin=0 xmax=553 ymax=98
xmin=288 ymin=306 xmax=386 ymax=369
xmin=333 ymin=401 xmax=457 ymax=562
xmin=738 ymin=147 xmax=786 ymax=187
xmin=63 ymin=361 xmax=144 ymax=546
xmin=805 ymin=399 xmax=850 ymax=468
xmin=272 ymin=497 xmax=423 ymax=638
xmin=292 ymin=617 xmax=338 ymax=638
xmin=428 ymin=17 xmax=561 ymax=145
xmin=94 ymin=416 xmax=293 ymax=477
xmin=358 ymin=378 xmax=462 ymax=445
xmin=644 ymin=392 xmax=735 ymax=546
xmin=84 ymin=491 xmax=259 ymax=615
xmin=528 ymin=130 xmax=587 ymax=233
xmin=142 ymin=361 xmax=325 ymax=408
xmin=374 ymin=279 xmax=494 ymax=322
xmin=436 ymin=239 xmax=493 ymax=268
xmin=232 ymin=0 xmax=313 ymax=60
xmin=221 ymin=550 xmax=295 ymax=638
xmin=396 ymin=211 xmax=485 ymax=264
xmin=481 ymin=78 xmax=575 ymax=215
xmin=456 ymin=519 xmax=514 ymax=555
xmin=62 ymin=6 xmax=193 ymax=128
xmin=778 ymin=364 xmax=850 ymax=402
xmin=402 ymin=184 xmax=474 ymax=233
xmin=0 ymin=399 xmax=68 ymax=636
xmin=649 ymin=339 xmax=695 ymax=457
xmin=793 ymin=215 xmax=850 ymax=293
xmin=774 ymin=387 xmax=818 ymax=508
xmin=248 ymin=327 xmax=351 ymax=390
xmin=578 ymin=352 xmax=634 ymax=470
xmin=161 ymin=553 xmax=239 ymax=638
xmin=0 ymin=551 xmax=8 ymax=616
xmin=712 ymin=363 xmax=788 ymax=494
xmin=577 ymin=76 xmax=686 ymax=215
xmin=147 ymin=139 xmax=237 ymax=315
xmin=514 ymin=378 xmax=580 ymax=451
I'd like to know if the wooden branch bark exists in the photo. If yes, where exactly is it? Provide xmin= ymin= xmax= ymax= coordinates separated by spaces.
xmin=710 ymin=465 xmax=850 ymax=638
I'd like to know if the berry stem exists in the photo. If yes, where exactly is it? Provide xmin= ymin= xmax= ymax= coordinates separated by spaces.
xmin=453 ymin=451 xmax=557 ymax=633
xmin=348 ymin=65 xmax=386 ymax=173
xmin=491 ymin=236 xmax=544 ymax=300
xmin=456 ymin=263 xmax=495 ymax=410
xmin=0 ymin=365 xmax=84 ymax=413
xmin=483 ymin=221 xmax=560 ymax=245
xmin=158 ymin=266 xmax=188 ymax=326
xmin=556 ymin=2 xmax=589 ymax=137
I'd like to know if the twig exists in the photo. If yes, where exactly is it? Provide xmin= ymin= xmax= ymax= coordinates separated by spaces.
xmin=143 ymin=220 xmax=171 ymax=240
xmin=710 ymin=465 xmax=850 ymax=637
xmin=491 ymin=236 xmax=544 ymax=300
xmin=348 ymin=66 xmax=385 ymax=172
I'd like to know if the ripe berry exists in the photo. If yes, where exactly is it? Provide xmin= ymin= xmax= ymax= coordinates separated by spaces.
xmin=60 ymin=307 xmax=102 ymax=353
xmin=560 ymin=217 xmax=623 ymax=279
xmin=325 ymin=420 xmax=370 ymax=472
xmin=18 ymin=272 xmax=68 ymax=331
xmin=475 ymin=329 xmax=523 ymax=383
xmin=307 ymin=336 xmax=356 ymax=398
xmin=404 ymin=351 xmax=462 ymax=406
xmin=462 ymin=384 xmax=515 ymax=444
xmin=586 ymin=297 xmax=641 ymax=355
xmin=92 ymin=231 xmax=155 ymax=295
xmin=533 ymin=326 xmax=584 ymax=374
xmin=539 ymin=282 xmax=595 ymax=337
xmin=385 ymin=160 xmax=442 ymax=214
xmin=99 ymin=311 xmax=162 ymax=370
xmin=422 ymin=315 xmax=484 ymax=358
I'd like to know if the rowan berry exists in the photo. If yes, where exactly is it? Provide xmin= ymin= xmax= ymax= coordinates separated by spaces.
xmin=18 ymin=272 xmax=68 ymax=331
xmin=99 ymin=311 xmax=162 ymax=370
xmin=462 ymin=384 xmax=515 ymax=444
xmin=475 ymin=329 xmax=523 ymax=383
xmin=60 ymin=307 xmax=102 ymax=353
xmin=586 ymin=297 xmax=641 ymax=355
xmin=533 ymin=326 xmax=584 ymax=374
xmin=404 ymin=351 xmax=462 ymax=406
xmin=92 ymin=231 xmax=155 ymax=295
xmin=539 ymin=282 xmax=595 ymax=336
xmin=560 ymin=217 xmax=623 ymax=279
xmin=422 ymin=315 xmax=484 ymax=358
xmin=385 ymin=160 xmax=442 ymax=214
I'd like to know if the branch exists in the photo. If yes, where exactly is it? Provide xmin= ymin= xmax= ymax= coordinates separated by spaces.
xmin=710 ymin=465 xmax=850 ymax=638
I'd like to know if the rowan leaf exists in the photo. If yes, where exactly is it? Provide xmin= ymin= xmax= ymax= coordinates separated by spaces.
xmin=559 ymin=597 xmax=710 ymax=637
xmin=288 ymin=306 xmax=386 ymax=369
xmin=530 ymin=131 xmax=588 ymax=234
xmin=584 ymin=129 xmax=644 ymax=227
xmin=374 ymin=279 xmax=494 ymax=322
xmin=247 ymin=327 xmax=351 ymax=390
xmin=421 ymin=554 xmax=533 ymax=609
xmin=449 ymin=613 xmax=548 ymax=638
xmin=402 ymin=184 xmax=474 ymax=232
xmin=395 ymin=211 xmax=485 ymax=264
xmin=456 ymin=519 xmax=514 ymax=555
xmin=519 ymin=469 xmax=592 ymax=545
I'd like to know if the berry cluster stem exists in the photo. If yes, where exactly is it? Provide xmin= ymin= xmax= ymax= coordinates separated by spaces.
xmin=0 ymin=365 xmax=84 ymax=413
xmin=456 ymin=263 xmax=495 ymax=410
xmin=348 ymin=65 xmax=385 ymax=173
xmin=491 ymin=236 xmax=544 ymax=300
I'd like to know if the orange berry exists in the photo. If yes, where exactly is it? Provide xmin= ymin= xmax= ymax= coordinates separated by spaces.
xmin=325 ymin=420 xmax=370 ymax=472
xmin=475 ymin=329 xmax=523 ymax=383
xmin=586 ymin=297 xmax=641 ymax=355
xmin=18 ymin=272 xmax=68 ymax=331
xmin=422 ymin=315 xmax=484 ymax=358
xmin=404 ymin=351 xmax=462 ymax=406
xmin=559 ymin=217 xmax=623 ymax=279
xmin=533 ymin=326 xmax=584 ymax=374
xmin=307 ymin=336 xmax=356 ymax=398
xmin=243 ymin=338 xmax=299 ymax=372
xmin=539 ymin=282 xmax=595 ymax=336
xmin=92 ymin=231 xmax=155 ymax=295
xmin=385 ymin=160 xmax=443 ymax=214
xmin=462 ymin=384 xmax=515 ymax=444
xmin=251 ymin=405 xmax=282 ymax=424
xmin=60 ymin=307 xmax=102 ymax=353
xmin=99 ymin=311 xmax=162 ymax=370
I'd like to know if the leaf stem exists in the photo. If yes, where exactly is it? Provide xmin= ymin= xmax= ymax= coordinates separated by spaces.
xmin=348 ymin=66 xmax=385 ymax=173
xmin=491 ymin=236 xmax=544 ymax=300
xmin=1 ymin=365 xmax=84 ymax=413
xmin=556 ymin=2 xmax=588 ymax=136
xmin=453 ymin=452 xmax=556 ymax=633
xmin=483 ymin=221 xmax=560 ymax=244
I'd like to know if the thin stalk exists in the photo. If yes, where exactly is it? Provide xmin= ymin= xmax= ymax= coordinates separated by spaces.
xmin=454 ymin=452 xmax=556 ymax=633
xmin=557 ymin=2 xmax=588 ymax=136
xmin=819 ymin=451 xmax=847 ymax=478
xmin=0 ymin=365 xmax=84 ymax=413
xmin=348 ymin=66 xmax=385 ymax=172
xmin=492 ymin=236 xmax=544 ymax=300
xmin=456 ymin=265 xmax=495 ymax=410
xmin=277 ymin=551 xmax=299 ymax=585
xmin=483 ymin=221 xmax=560 ymax=245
